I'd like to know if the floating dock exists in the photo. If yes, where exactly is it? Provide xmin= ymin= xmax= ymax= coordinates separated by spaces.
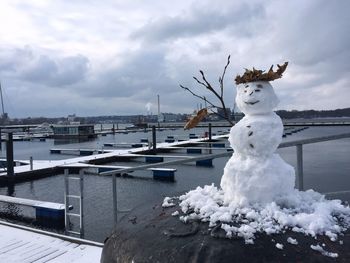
xmin=0 ymin=135 xmax=229 ymax=184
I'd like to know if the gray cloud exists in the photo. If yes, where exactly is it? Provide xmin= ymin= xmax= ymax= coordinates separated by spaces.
xmin=131 ymin=2 xmax=266 ymax=43
xmin=0 ymin=46 xmax=89 ymax=87
xmin=80 ymin=48 xmax=177 ymax=99
xmin=0 ymin=0 xmax=349 ymax=117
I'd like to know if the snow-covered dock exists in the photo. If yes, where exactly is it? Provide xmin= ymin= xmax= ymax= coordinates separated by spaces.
xmin=0 ymin=135 xmax=228 ymax=183
xmin=0 ymin=221 xmax=102 ymax=262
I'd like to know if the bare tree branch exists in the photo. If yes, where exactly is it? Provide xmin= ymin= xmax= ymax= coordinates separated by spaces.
xmin=179 ymin=85 xmax=219 ymax=109
xmin=180 ymin=55 xmax=234 ymax=126
xmin=219 ymin=55 xmax=231 ymax=98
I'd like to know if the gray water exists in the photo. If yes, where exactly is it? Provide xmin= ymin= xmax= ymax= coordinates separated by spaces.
xmin=0 ymin=125 xmax=349 ymax=242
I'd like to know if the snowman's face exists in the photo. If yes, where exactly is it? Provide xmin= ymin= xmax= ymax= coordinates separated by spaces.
xmin=236 ymin=81 xmax=279 ymax=115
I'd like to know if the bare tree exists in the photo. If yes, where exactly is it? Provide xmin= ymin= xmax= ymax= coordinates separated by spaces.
xmin=180 ymin=55 xmax=234 ymax=126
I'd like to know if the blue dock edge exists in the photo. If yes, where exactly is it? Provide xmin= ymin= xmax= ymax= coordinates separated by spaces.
xmin=132 ymin=143 xmax=145 ymax=148
xmin=187 ymin=148 xmax=202 ymax=154
xmin=145 ymin=156 xmax=164 ymax=163
xmin=196 ymin=159 xmax=213 ymax=167
xmin=151 ymin=168 xmax=176 ymax=181
xmin=98 ymin=167 xmax=121 ymax=173
xmin=35 ymin=206 xmax=65 ymax=228
xmin=212 ymin=143 xmax=226 ymax=148
xmin=80 ymin=150 xmax=94 ymax=156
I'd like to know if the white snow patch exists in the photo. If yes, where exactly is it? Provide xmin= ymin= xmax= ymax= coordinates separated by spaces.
xmin=178 ymin=184 xmax=350 ymax=244
xmin=310 ymin=244 xmax=338 ymax=258
xmin=287 ymin=237 xmax=298 ymax=245
xmin=162 ymin=197 xmax=175 ymax=208
xmin=275 ymin=243 xmax=283 ymax=249
xmin=171 ymin=211 xmax=179 ymax=216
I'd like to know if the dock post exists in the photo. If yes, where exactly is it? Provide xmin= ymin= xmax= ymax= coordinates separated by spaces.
xmin=79 ymin=169 xmax=84 ymax=238
xmin=0 ymin=128 xmax=2 ymax=150
xmin=30 ymin=156 xmax=33 ymax=170
xmin=208 ymin=123 xmax=212 ymax=141
xmin=112 ymin=173 xmax=117 ymax=225
xmin=296 ymin=144 xmax=304 ymax=191
xmin=64 ymin=169 xmax=69 ymax=232
xmin=152 ymin=125 xmax=156 ymax=153
xmin=112 ymin=124 xmax=115 ymax=133
xmin=101 ymin=124 xmax=103 ymax=131
xmin=6 ymin=132 xmax=14 ymax=177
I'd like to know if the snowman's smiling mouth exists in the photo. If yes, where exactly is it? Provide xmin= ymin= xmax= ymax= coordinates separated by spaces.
xmin=244 ymin=100 xmax=260 ymax=105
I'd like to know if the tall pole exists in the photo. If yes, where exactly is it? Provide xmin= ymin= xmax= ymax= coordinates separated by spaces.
xmin=152 ymin=125 xmax=157 ymax=154
xmin=157 ymin=95 xmax=160 ymax=128
xmin=0 ymin=81 xmax=5 ymax=116
xmin=6 ymin=132 xmax=14 ymax=177
xmin=157 ymin=95 xmax=160 ymax=117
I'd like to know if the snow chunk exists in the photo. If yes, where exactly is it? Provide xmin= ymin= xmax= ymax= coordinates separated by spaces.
xmin=275 ymin=243 xmax=283 ymax=249
xmin=162 ymin=197 xmax=175 ymax=208
xmin=287 ymin=237 xmax=298 ymax=245
xmin=171 ymin=211 xmax=179 ymax=216
xmin=310 ymin=244 xmax=338 ymax=258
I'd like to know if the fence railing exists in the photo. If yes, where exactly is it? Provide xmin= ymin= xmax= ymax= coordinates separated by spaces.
xmin=278 ymin=133 xmax=350 ymax=191
xmin=107 ymin=132 xmax=350 ymax=224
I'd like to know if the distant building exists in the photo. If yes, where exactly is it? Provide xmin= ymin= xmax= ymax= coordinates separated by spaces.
xmin=52 ymin=124 xmax=96 ymax=138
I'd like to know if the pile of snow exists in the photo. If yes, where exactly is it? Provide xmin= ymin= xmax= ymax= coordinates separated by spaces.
xmin=162 ymin=197 xmax=175 ymax=208
xmin=310 ymin=244 xmax=338 ymax=258
xmin=275 ymin=243 xmax=283 ymax=250
xmin=287 ymin=237 xmax=298 ymax=245
xmin=168 ymin=184 xmax=350 ymax=247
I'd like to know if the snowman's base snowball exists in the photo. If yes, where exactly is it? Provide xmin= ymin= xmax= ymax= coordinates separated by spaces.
xmin=220 ymin=153 xmax=295 ymax=206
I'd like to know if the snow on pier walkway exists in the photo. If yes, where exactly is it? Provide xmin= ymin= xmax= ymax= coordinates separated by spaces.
xmin=0 ymin=221 xmax=102 ymax=262
xmin=0 ymin=135 xmax=228 ymax=178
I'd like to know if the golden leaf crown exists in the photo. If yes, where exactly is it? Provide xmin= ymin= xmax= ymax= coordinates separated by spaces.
xmin=235 ymin=62 xmax=288 ymax=85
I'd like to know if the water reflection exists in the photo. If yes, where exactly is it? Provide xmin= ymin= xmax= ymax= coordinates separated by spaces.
xmin=3 ymin=181 xmax=20 ymax=219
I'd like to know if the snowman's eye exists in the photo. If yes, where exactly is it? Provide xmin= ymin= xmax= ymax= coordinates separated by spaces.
xmin=255 ymin=89 xmax=261 ymax=92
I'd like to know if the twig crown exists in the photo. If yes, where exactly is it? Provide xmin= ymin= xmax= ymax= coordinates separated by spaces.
xmin=235 ymin=62 xmax=288 ymax=85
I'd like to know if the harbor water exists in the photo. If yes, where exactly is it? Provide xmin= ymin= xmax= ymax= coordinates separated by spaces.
xmin=0 ymin=124 xmax=349 ymax=242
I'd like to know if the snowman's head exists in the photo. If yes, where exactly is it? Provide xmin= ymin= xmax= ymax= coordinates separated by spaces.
xmin=236 ymin=81 xmax=279 ymax=115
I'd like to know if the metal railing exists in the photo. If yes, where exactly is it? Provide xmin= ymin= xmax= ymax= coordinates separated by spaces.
xmin=106 ymin=132 xmax=350 ymax=224
xmin=278 ymin=132 xmax=350 ymax=191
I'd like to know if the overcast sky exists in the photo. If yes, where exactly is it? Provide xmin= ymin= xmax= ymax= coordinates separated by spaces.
xmin=0 ymin=0 xmax=349 ymax=118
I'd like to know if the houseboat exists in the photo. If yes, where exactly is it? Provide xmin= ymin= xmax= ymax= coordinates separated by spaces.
xmin=51 ymin=124 xmax=96 ymax=138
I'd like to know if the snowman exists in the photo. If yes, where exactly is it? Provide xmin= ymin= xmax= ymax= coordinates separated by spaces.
xmin=220 ymin=62 xmax=296 ymax=206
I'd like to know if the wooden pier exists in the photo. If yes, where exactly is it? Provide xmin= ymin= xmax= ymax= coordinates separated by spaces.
xmin=0 ymin=220 xmax=102 ymax=262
